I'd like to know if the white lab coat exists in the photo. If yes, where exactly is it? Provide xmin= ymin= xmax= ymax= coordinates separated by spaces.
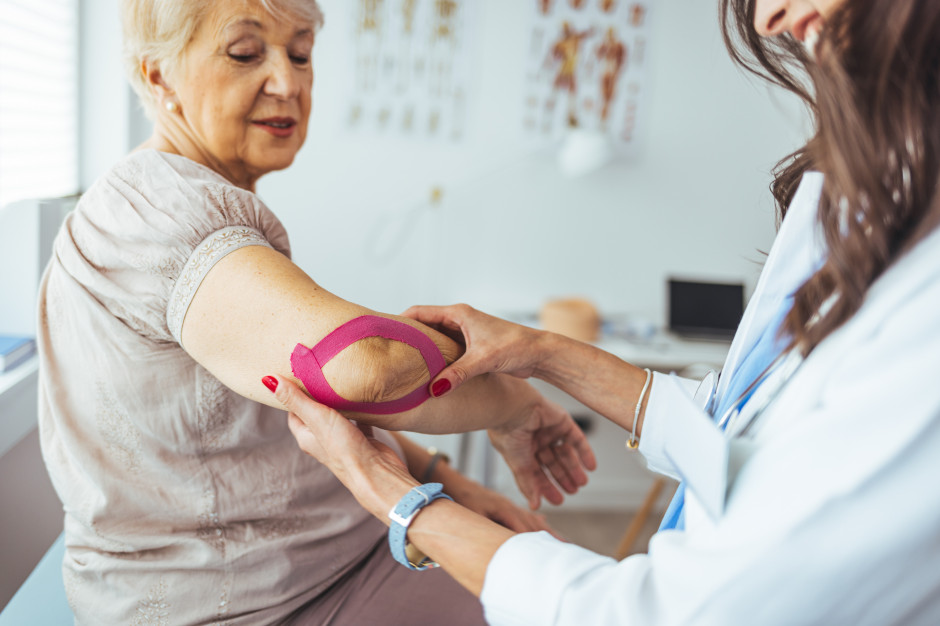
xmin=480 ymin=173 xmax=940 ymax=625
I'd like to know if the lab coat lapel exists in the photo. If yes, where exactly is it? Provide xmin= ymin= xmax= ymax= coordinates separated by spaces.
xmin=717 ymin=173 xmax=826 ymax=402
xmin=729 ymin=221 xmax=940 ymax=523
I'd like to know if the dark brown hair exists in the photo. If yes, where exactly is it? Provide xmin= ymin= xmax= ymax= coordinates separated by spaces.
xmin=719 ymin=0 xmax=940 ymax=354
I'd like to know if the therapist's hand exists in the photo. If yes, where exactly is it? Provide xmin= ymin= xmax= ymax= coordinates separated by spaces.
xmin=402 ymin=304 xmax=549 ymax=396
xmin=404 ymin=304 xmax=596 ymax=509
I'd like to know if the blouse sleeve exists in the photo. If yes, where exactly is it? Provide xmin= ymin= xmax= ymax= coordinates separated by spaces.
xmin=58 ymin=151 xmax=290 ymax=345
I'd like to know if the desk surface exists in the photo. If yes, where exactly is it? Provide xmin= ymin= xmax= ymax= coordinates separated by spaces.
xmin=0 ymin=355 xmax=38 ymax=397
xmin=594 ymin=334 xmax=730 ymax=372
xmin=501 ymin=312 xmax=730 ymax=374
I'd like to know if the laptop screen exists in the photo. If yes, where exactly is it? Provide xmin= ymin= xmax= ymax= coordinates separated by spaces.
xmin=668 ymin=279 xmax=744 ymax=340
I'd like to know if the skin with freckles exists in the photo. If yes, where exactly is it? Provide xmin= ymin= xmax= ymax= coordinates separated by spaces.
xmin=139 ymin=0 xmax=314 ymax=190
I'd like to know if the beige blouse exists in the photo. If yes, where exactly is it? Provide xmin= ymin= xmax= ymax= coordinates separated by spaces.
xmin=37 ymin=150 xmax=392 ymax=625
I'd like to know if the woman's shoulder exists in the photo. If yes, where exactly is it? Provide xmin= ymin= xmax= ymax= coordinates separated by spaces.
xmin=77 ymin=149 xmax=289 ymax=256
xmin=95 ymin=149 xmax=252 ymax=208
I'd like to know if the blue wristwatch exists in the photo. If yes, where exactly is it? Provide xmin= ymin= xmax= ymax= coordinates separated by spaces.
xmin=387 ymin=483 xmax=453 ymax=571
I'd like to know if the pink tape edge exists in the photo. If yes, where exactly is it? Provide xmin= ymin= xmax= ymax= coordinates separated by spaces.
xmin=291 ymin=315 xmax=446 ymax=415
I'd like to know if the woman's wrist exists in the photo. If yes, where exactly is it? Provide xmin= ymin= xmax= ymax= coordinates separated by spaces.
xmin=420 ymin=449 xmax=451 ymax=483
xmin=348 ymin=460 xmax=420 ymax=524
xmin=529 ymin=328 xmax=560 ymax=381
xmin=531 ymin=331 xmax=581 ymax=387
xmin=521 ymin=332 xmax=652 ymax=437
xmin=430 ymin=455 xmax=480 ymax=501
xmin=489 ymin=376 xmax=545 ymax=433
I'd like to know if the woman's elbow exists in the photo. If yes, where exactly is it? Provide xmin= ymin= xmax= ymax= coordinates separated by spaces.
xmin=320 ymin=337 xmax=431 ymax=405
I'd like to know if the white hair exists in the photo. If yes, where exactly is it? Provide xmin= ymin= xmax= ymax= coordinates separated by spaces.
xmin=121 ymin=0 xmax=324 ymax=118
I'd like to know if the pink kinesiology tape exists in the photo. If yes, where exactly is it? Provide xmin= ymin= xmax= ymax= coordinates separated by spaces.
xmin=291 ymin=315 xmax=446 ymax=414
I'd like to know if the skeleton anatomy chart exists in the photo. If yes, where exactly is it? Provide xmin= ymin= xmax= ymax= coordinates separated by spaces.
xmin=524 ymin=0 xmax=652 ymax=150
xmin=346 ymin=0 xmax=475 ymax=141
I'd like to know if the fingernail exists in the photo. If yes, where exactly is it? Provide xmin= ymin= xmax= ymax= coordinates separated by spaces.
xmin=262 ymin=376 xmax=278 ymax=393
xmin=431 ymin=379 xmax=451 ymax=397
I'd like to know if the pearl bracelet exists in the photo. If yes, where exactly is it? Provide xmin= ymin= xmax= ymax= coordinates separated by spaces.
xmin=627 ymin=368 xmax=652 ymax=449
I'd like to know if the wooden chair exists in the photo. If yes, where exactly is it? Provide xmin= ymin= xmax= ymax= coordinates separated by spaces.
xmin=614 ymin=477 xmax=673 ymax=560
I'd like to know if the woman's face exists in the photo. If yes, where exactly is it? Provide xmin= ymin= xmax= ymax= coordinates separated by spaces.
xmin=753 ymin=0 xmax=846 ymax=52
xmin=169 ymin=0 xmax=314 ymax=187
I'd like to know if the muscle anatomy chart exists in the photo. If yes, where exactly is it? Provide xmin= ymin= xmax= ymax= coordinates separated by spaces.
xmin=524 ymin=0 xmax=652 ymax=151
xmin=346 ymin=0 xmax=476 ymax=141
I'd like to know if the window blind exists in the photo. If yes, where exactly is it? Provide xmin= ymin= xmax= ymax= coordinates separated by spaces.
xmin=0 ymin=0 xmax=79 ymax=209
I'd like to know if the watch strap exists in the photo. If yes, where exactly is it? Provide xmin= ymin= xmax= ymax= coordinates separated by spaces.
xmin=387 ymin=483 xmax=453 ymax=570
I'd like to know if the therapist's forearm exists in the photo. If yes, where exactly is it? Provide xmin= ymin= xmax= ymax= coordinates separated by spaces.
xmin=408 ymin=499 xmax=514 ymax=596
xmin=533 ymin=333 xmax=651 ymax=438
xmin=355 ymin=464 xmax=514 ymax=597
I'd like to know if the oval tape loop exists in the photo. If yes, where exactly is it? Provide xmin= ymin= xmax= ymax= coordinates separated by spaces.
xmin=291 ymin=315 xmax=446 ymax=415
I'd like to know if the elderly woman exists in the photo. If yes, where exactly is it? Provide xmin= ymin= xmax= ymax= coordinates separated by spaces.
xmin=36 ymin=0 xmax=594 ymax=623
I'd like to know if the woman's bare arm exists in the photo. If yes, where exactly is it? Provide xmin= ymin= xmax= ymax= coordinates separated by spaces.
xmin=182 ymin=245 xmax=594 ymax=506
xmin=181 ymin=245 xmax=549 ymax=434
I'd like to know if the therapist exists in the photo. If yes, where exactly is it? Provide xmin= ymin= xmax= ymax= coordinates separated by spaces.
xmin=268 ymin=0 xmax=940 ymax=623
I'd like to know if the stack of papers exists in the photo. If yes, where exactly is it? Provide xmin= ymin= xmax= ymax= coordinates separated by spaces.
xmin=0 ymin=335 xmax=36 ymax=373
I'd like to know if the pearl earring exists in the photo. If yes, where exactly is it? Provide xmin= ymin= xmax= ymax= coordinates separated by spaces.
xmin=165 ymin=100 xmax=178 ymax=113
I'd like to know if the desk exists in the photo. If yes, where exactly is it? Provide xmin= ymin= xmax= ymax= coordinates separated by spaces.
xmin=502 ymin=310 xmax=731 ymax=373
xmin=594 ymin=333 xmax=730 ymax=373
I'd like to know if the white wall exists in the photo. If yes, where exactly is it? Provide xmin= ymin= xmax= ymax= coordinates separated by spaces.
xmin=253 ymin=0 xmax=811 ymax=322
xmin=0 ymin=198 xmax=75 ymax=337
xmin=0 ymin=204 xmax=42 ymax=336
xmin=79 ymin=0 xmax=130 ymax=190
xmin=79 ymin=0 xmax=811 ymax=322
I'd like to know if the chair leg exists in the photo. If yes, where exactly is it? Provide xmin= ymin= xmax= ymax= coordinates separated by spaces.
xmin=614 ymin=477 xmax=668 ymax=560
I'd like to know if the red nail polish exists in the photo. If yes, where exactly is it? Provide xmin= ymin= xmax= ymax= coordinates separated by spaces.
xmin=262 ymin=376 xmax=278 ymax=392
xmin=431 ymin=379 xmax=451 ymax=397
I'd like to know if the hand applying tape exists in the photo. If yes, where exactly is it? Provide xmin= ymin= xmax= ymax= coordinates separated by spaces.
xmin=290 ymin=315 xmax=446 ymax=415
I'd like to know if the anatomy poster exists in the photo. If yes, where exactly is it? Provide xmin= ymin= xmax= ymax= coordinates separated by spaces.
xmin=346 ymin=0 xmax=476 ymax=141
xmin=524 ymin=0 xmax=652 ymax=149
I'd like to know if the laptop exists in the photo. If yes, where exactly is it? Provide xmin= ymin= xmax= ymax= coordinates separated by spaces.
xmin=668 ymin=278 xmax=744 ymax=341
